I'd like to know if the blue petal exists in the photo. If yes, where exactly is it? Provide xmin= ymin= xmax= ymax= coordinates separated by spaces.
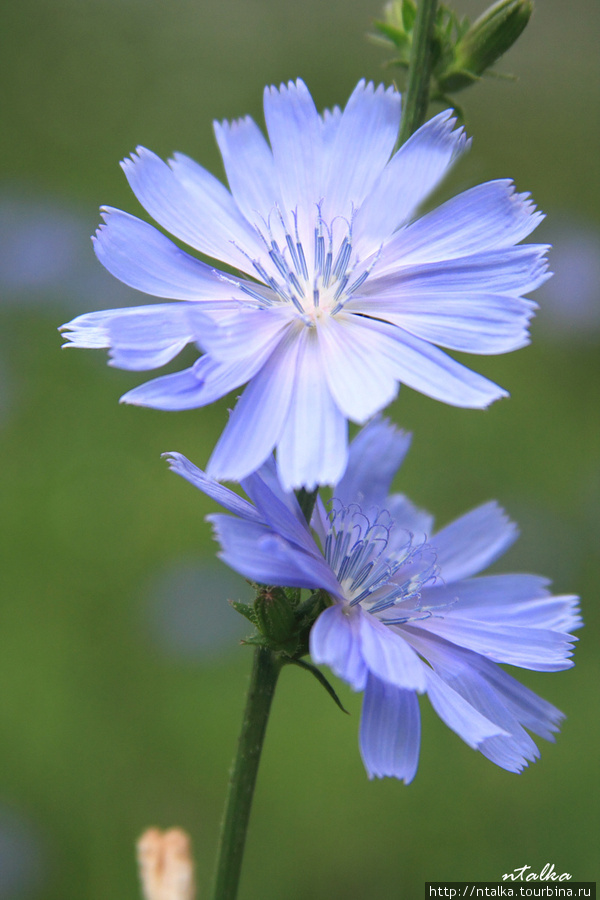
xmin=310 ymin=495 xmax=330 ymax=546
xmin=93 ymin=208 xmax=246 ymax=301
xmin=414 ymin=616 xmax=576 ymax=671
xmin=244 ymin=456 xmax=304 ymax=519
xmin=121 ymin=147 xmax=262 ymax=271
xmin=352 ymin=248 xmax=548 ymax=355
xmin=384 ymin=494 xmax=434 ymax=546
xmin=349 ymin=293 xmax=536 ymax=355
xmin=120 ymin=349 xmax=269 ymax=410
xmin=432 ymin=502 xmax=518 ymax=581
xmin=426 ymin=668 xmax=540 ymax=773
xmin=276 ymin=327 xmax=348 ymax=491
xmin=354 ymin=110 xmax=469 ymax=255
xmin=105 ymin=304 xmax=199 ymax=370
xmin=207 ymin=329 xmax=300 ymax=483
xmin=210 ymin=515 xmax=341 ymax=594
xmin=363 ymin=246 xmax=549 ymax=298
xmin=120 ymin=365 xmax=206 ymax=409
xmin=431 ymin=575 xmax=582 ymax=632
xmin=263 ymin=80 xmax=323 ymax=242
xmin=195 ymin=307 xmax=292 ymax=363
xmin=353 ymin=317 xmax=509 ymax=408
xmin=60 ymin=307 xmax=132 ymax=350
xmin=358 ymin=611 xmax=427 ymax=692
xmin=317 ymin=313 xmax=400 ymax=422
xmin=213 ymin=115 xmax=281 ymax=225
xmin=359 ymin=674 xmax=421 ymax=782
xmin=163 ymin=453 xmax=264 ymax=522
xmin=469 ymin=653 xmax=565 ymax=741
xmin=420 ymin=573 xmax=551 ymax=610
xmin=478 ymin=595 xmax=582 ymax=632
xmin=376 ymin=180 xmax=545 ymax=269
xmin=406 ymin=632 xmax=551 ymax=772
xmin=334 ymin=415 xmax=411 ymax=508
xmin=321 ymin=81 xmax=401 ymax=222
xmin=241 ymin=465 xmax=321 ymax=557
xmin=310 ymin=605 xmax=368 ymax=691
xmin=425 ymin=668 xmax=508 ymax=748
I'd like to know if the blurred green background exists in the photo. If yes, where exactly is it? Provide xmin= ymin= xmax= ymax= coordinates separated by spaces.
xmin=0 ymin=0 xmax=598 ymax=896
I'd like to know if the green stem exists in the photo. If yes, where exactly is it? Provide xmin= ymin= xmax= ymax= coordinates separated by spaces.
xmin=396 ymin=0 xmax=439 ymax=148
xmin=210 ymin=646 xmax=282 ymax=900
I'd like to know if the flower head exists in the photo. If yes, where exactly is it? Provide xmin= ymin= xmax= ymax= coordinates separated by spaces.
xmin=63 ymin=79 xmax=549 ymax=490
xmin=164 ymin=418 xmax=580 ymax=782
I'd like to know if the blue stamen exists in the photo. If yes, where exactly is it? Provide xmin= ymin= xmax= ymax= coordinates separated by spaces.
xmin=324 ymin=502 xmax=440 ymax=622
xmin=286 ymin=233 xmax=302 ymax=275
xmin=296 ymin=242 xmax=309 ymax=280
xmin=269 ymin=246 xmax=291 ymax=281
xmin=315 ymin=232 xmax=325 ymax=275
xmin=323 ymin=250 xmax=332 ymax=287
xmin=333 ymin=274 xmax=350 ymax=302
xmin=345 ymin=269 xmax=370 ymax=295
xmin=240 ymin=285 xmax=274 ymax=306
xmin=289 ymin=271 xmax=305 ymax=297
xmin=333 ymin=237 xmax=351 ymax=279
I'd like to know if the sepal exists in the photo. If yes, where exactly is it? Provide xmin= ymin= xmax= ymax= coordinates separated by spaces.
xmin=229 ymin=599 xmax=259 ymax=626
xmin=291 ymin=658 xmax=350 ymax=714
xmin=254 ymin=586 xmax=299 ymax=652
xmin=230 ymin=584 xmax=330 ymax=659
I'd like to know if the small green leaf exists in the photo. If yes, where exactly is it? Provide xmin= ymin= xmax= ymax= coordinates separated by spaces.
xmin=372 ymin=20 xmax=411 ymax=51
xmin=437 ymin=68 xmax=480 ymax=92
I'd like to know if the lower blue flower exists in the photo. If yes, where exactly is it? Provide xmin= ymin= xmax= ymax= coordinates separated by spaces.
xmin=164 ymin=419 xmax=581 ymax=782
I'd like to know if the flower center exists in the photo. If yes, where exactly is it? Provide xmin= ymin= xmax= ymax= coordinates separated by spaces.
xmin=323 ymin=502 xmax=442 ymax=625
xmin=238 ymin=207 xmax=377 ymax=325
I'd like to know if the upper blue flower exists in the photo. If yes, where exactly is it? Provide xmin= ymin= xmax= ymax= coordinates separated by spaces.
xmin=62 ymin=79 xmax=549 ymax=490
xmin=164 ymin=418 xmax=580 ymax=783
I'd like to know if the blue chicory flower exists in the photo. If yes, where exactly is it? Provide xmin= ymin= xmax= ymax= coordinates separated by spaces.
xmin=62 ymin=79 xmax=549 ymax=491
xmin=163 ymin=418 xmax=580 ymax=782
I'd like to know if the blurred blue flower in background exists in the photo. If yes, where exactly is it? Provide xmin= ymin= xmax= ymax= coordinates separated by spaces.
xmin=61 ymin=79 xmax=549 ymax=490
xmin=535 ymin=219 xmax=600 ymax=340
xmin=164 ymin=418 xmax=581 ymax=783
xmin=146 ymin=559 xmax=252 ymax=660
xmin=0 ymin=805 xmax=45 ymax=899
xmin=0 ymin=189 xmax=139 ymax=311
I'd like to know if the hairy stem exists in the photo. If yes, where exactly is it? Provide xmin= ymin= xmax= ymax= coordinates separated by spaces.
xmin=210 ymin=647 xmax=282 ymax=900
xmin=396 ymin=0 xmax=439 ymax=147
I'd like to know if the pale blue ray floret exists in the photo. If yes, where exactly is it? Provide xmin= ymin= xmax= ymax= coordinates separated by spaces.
xmin=163 ymin=418 xmax=580 ymax=783
xmin=61 ymin=79 xmax=550 ymax=491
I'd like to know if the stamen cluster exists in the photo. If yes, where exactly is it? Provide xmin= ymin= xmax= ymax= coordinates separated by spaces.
xmin=324 ymin=502 xmax=439 ymax=619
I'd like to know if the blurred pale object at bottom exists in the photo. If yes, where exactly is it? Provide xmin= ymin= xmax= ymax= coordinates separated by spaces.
xmin=137 ymin=828 xmax=196 ymax=900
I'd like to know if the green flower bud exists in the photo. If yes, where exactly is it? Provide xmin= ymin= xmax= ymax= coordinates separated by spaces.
xmin=439 ymin=0 xmax=533 ymax=91
xmin=254 ymin=587 xmax=298 ymax=649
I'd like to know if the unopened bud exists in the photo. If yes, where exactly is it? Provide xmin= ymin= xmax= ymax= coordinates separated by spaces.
xmin=441 ymin=0 xmax=533 ymax=90
xmin=137 ymin=828 xmax=196 ymax=900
